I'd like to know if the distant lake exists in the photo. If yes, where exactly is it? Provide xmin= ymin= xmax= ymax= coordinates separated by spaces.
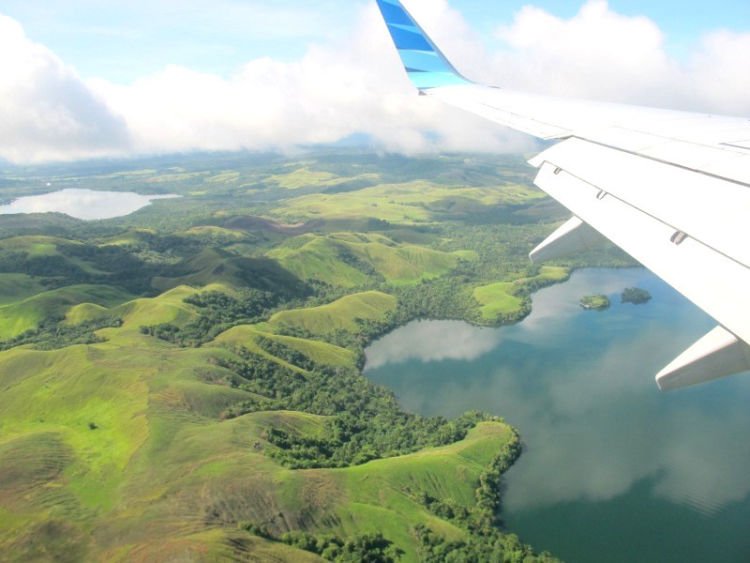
xmin=0 ymin=188 xmax=179 ymax=220
xmin=364 ymin=269 xmax=750 ymax=563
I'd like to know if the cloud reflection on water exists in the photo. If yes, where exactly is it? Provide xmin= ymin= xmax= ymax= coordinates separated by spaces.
xmin=364 ymin=269 xmax=750 ymax=519
xmin=364 ymin=319 xmax=502 ymax=370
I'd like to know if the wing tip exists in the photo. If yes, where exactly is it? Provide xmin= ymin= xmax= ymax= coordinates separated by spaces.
xmin=656 ymin=326 xmax=750 ymax=391
xmin=375 ymin=0 xmax=470 ymax=90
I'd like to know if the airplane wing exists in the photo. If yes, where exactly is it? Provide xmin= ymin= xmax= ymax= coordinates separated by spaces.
xmin=375 ymin=0 xmax=750 ymax=390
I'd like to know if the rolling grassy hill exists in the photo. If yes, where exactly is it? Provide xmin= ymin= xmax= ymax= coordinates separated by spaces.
xmin=328 ymin=422 xmax=514 ymax=559
xmin=474 ymin=266 xmax=570 ymax=323
xmin=267 ymin=167 xmax=379 ymax=191
xmin=268 ymin=232 xmax=460 ymax=287
xmin=269 ymin=291 xmax=398 ymax=335
xmin=0 ymin=235 xmax=67 ymax=257
xmin=474 ymin=282 xmax=524 ymax=322
xmin=268 ymin=234 xmax=370 ymax=287
xmin=0 ymin=151 xmax=575 ymax=562
xmin=272 ymin=180 xmax=545 ymax=224
xmin=151 ymin=248 xmax=308 ymax=296
xmin=0 ymin=282 xmax=517 ymax=561
xmin=0 ymin=274 xmax=46 ymax=305
xmin=64 ymin=303 xmax=111 ymax=325
xmin=216 ymin=325 xmax=357 ymax=369
xmin=0 ymin=285 xmax=132 ymax=339
xmin=0 ymin=235 xmax=110 ymax=276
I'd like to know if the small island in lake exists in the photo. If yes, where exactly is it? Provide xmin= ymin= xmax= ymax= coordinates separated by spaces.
xmin=621 ymin=287 xmax=652 ymax=305
xmin=580 ymin=294 xmax=611 ymax=310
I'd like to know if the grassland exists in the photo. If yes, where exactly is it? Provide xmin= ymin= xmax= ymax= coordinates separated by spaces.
xmin=0 ymin=151 xmax=589 ymax=561
xmin=0 ymin=284 xmax=516 ymax=560
xmin=0 ymin=285 xmax=131 ymax=338
xmin=0 ymin=274 xmax=46 ymax=305
xmin=474 ymin=282 xmax=524 ymax=321
xmin=268 ymin=166 xmax=379 ymax=190
xmin=215 ymin=325 xmax=357 ymax=369
xmin=269 ymin=291 xmax=398 ymax=335
xmin=473 ymin=266 xmax=570 ymax=323
xmin=272 ymin=180 xmax=544 ymax=224
xmin=268 ymin=232 xmax=460 ymax=287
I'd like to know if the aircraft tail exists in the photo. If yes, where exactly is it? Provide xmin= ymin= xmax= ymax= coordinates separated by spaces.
xmin=375 ymin=0 xmax=469 ymax=90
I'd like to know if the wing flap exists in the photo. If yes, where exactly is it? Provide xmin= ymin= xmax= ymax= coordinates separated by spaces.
xmin=529 ymin=216 xmax=606 ymax=262
xmin=532 ymin=159 xmax=750 ymax=345
xmin=529 ymin=138 xmax=750 ymax=269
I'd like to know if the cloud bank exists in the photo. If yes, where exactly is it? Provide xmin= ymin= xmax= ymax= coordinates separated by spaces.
xmin=0 ymin=15 xmax=130 ymax=163
xmin=1 ymin=1 xmax=749 ymax=163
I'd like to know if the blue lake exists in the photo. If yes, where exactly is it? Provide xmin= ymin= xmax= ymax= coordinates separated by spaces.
xmin=364 ymin=269 xmax=750 ymax=563
xmin=0 ymin=188 xmax=178 ymax=220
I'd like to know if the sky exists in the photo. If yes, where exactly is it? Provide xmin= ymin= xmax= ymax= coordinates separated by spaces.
xmin=1 ymin=0 xmax=749 ymax=163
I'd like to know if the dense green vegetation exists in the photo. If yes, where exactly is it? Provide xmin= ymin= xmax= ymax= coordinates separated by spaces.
xmin=580 ymin=294 xmax=611 ymax=310
xmin=0 ymin=315 xmax=122 ymax=351
xmin=621 ymin=286 xmax=652 ymax=305
xmin=280 ymin=531 xmax=403 ymax=562
xmin=0 ymin=150 xmax=633 ymax=561
xmin=139 ymin=288 xmax=283 ymax=346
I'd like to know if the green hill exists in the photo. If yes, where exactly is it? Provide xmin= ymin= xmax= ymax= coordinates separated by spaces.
xmin=152 ymin=248 xmax=308 ymax=296
xmin=273 ymin=180 xmax=544 ymax=224
xmin=64 ymin=302 xmax=111 ymax=325
xmin=473 ymin=267 xmax=570 ymax=323
xmin=268 ymin=167 xmax=379 ymax=191
xmin=0 ymin=151 xmax=569 ymax=562
xmin=0 ymin=274 xmax=46 ymax=305
xmin=0 ymin=235 xmax=66 ymax=257
xmin=216 ymin=325 xmax=357 ymax=369
xmin=474 ymin=282 xmax=524 ymax=321
xmin=0 ymin=285 xmax=131 ymax=339
xmin=269 ymin=291 xmax=397 ymax=335
xmin=0 ymin=283 xmax=516 ymax=561
xmin=112 ymin=285 xmax=202 ymax=331
xmin=268 ymin=232 xmax=459 ymax=287
xmin=0 ymin=213 xmax=83 ymax=238
xmin=268 ymin=234 xmax=370 ymax=287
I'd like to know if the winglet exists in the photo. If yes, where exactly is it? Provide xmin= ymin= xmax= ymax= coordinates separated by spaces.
xmin=529 ymin=216 xmax=606 ymax=263
xmin=375 ymin=0 xmax=470 ymax=90
xmin=656 ymin=326 xmax=750 ymax=391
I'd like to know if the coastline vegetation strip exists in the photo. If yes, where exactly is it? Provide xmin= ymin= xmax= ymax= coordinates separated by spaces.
xmin=473 ymin=266 xmax=570 ymax=324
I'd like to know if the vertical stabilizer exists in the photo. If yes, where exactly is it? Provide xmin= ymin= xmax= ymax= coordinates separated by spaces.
xmin=375 ymin=0 xmax=469 ymax=90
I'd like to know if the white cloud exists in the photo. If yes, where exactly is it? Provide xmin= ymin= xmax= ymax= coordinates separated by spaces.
xmin=686 ymin=30 xmax=750 ymax=115
xmin=488 ymin=0 xmax=750 ymax=113
xmin=0 ymin=1 xmax=749 ymax=163
xmin=0 ymin=15 xmax=130 ymax=163
xmin=491 ymin=1 xmax=675 ymax=104
xmin=88 ymin=3 xmax=531 ymax=158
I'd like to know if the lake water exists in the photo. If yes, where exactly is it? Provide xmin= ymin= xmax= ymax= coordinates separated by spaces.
xmin=364 ymin=269 xmax=750 ymax=563
xmin=0 ymin=188 xmax=178 ymax=220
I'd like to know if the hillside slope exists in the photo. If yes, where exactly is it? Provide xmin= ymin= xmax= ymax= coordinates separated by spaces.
xmin=0 ymin=286 xmax=517 ymax=560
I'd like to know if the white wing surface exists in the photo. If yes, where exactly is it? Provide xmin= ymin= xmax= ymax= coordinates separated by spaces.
xmin=375 ymin=0 xmax=750 ymax=390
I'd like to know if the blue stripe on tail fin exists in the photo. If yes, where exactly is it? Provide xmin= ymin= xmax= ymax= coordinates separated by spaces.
xmin=375 ymin=0 xmax=469 ymax=90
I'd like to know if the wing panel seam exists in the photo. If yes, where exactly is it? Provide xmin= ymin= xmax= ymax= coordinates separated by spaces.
xmin=536 ymin=156 xmax=750 ymax=271
xmin=576 ymin=136 xmax=750 ymax=190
